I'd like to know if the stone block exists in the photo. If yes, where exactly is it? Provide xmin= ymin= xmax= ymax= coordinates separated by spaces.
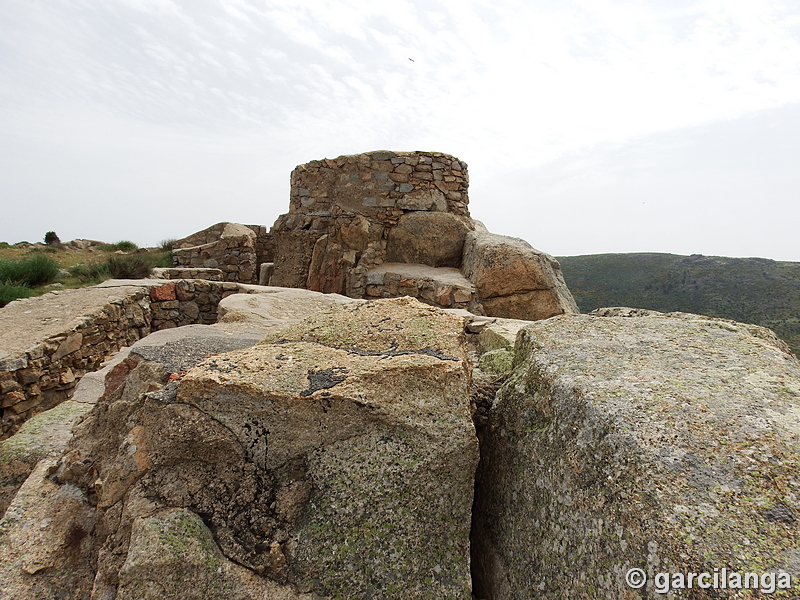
xmin=386 ymin=212 xmax=472 ymax=268
xmin=150 ymin=283 xmax=176 ymax=302
xmin=461 ymin=231 xmax=579 ymax=320
xmin=52 ymin=333 xmax=83 ymax=362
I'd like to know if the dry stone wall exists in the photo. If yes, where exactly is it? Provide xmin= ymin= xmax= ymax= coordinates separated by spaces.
xmin=270 ymin=151 xmax=473 ymax=299
xmin=0 ymin=280 xmax=242 ymax=439
xmin=172 ymin=222 xmax=258 ymax=284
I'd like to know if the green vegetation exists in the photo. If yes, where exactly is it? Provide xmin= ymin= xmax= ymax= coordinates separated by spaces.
xmin=0 ymin=253 xmax=60 ymax=287
xmin=69 ymin=262 xmax=111 ymax=284
xmin=0 ymin=282 xmax=33 ymax=306
xmin=100 ymin=240 xmax=139 ymax=252
xmin=106 ymin=254 xmax=163 ymax=278
xmin=0 ymin=237 xmax=173 ymax=307
xmin=44 ymin=231 xmax=61 ymax=246
xmin=558 ymin=253 xmax=800 ymax=355
xmin=0 ymin=253 xmax=61 ymax=307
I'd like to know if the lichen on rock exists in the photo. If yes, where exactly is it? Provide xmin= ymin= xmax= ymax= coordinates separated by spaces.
xmin=473 ymin=312 xmax=800 ymax=599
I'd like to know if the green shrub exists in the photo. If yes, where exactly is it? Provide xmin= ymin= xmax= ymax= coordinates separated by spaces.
xmin=0 ymin=282 xmax=32 ymax=307
xmin=0 ymin=242 xmax=11 ymax=249
xmin=159 ymin=239 xmax=177 ymax=252
xmin=155 ymin=250 xmax=173 ymax=268
xmin=100 ymin=240 xmax=139 ymax=252
xmin=44 ymin=231 xmax=61 ymax=246
xmin=70 ymin=263 xmax=111 ymax=284
xmin=105 ymin=254 xmax=157 ymax=279
xmin=0 ymin=253 xmax=60 ymax=287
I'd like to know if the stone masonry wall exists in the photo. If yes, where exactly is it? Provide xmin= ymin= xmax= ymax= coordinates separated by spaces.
xmin=0 ymin=280 xmax=241 ymax=439
xmin=288 ymin=150 xmax=469 ymax=219
xmin=172 ymin=222 xmax=258 ymax=284
xmin=270 ymin=150 xmax=472 ymax=298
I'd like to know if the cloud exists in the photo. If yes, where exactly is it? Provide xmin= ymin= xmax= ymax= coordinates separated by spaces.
xmin=2 ymin=0 xmax=800 ymax=257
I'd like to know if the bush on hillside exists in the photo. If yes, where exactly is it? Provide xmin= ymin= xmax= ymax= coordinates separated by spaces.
xmin=70 ymin=262 xmax=111 ymax=284
xmin=44 ymin=231 xmax=61 ymax=246
xmin=0 ymin=253 xmax=60 ymax=287
xmin=100 ymin=240 xmax=139 ymax=252
xmin=105 ymin=254 xmax=157 ymax=279
xmin=0 ymin=282 xmax=32 ymax=307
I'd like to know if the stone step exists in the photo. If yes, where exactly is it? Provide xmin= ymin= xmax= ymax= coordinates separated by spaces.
xmin=364 ymin=263 xmax=482 ymax=312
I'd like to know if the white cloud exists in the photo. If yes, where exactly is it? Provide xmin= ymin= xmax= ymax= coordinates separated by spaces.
xmin=2 ymin=0 xmax=800 ymax=258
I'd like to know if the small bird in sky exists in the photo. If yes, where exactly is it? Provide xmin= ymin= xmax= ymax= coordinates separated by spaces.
xmin=408 ymin=57 xmax=415 ymax=62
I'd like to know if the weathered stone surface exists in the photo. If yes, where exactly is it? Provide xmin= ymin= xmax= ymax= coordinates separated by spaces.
xmin=9 ymin=298 xmax=476 ymax=598
xmin=259 ymin=261 xmax=275 ymax=286
xmin=473 ymin=311 xmax=800 ymax=599
xmin=270 ymin=230 xmax=321 ymax=288
xmin=0 ymin=459 xmax=96 ymax=600
xmin=150 ymin=283 xmax=176 ymax=302
xmin=0 ymin=323 xmax=269 ymax=596
xmin=216 ymin=289 xmax=358 ymax=327
xmin=385 ymin=212 xmax=473 ymax=268
xmin=178 ymin=297 xmax=478 ymax=598
xmin=461 ymin=231 xmax=579 ymax=320
xmin=116 ymin=508 xmax=313 ymax=600
xmin=0 ymin=400 xmax=92 ymax=514
xmin=476 ymin=318 xmax=530 ymax=353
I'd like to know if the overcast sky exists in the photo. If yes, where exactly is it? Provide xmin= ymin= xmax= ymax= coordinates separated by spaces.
xmin=1 ymin=0 xmax=799 ymax=260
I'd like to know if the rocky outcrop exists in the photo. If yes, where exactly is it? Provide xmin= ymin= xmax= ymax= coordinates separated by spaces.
xmin=265 ymin=150 xmax=578 ymax=321
xmin=461 ymin=231 xmax=579 ymax=321
xmin=2 ymin=297 xmax=478 ymax=599
xmin=472 ymin=311 xmax=800 ymax=599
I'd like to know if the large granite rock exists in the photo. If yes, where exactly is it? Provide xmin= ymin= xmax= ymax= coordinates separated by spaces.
xmin=385 ymin=212 xmax=474 ymax=267
xmin=215 ymin=288 xmax=358 ymax=327
xmin=177 ymin=297 xmax=478 ymax=598
xmin=473 ymin=311 xmax=800 ymax=599
xmin=461 ymin=231 xmax=579 ymax=321
xmin=3 ymin=297 xmax=477 ymax=599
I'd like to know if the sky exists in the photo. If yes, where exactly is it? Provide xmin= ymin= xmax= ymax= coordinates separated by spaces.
xmin=1 ymin=0 xmax=799 ymax=261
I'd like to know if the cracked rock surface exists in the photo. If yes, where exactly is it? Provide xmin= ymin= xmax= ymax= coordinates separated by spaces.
xmin=473 ymin=312 xmax=800 ymax=599
xmin=2 ymin=296 xmax=477 ymax=599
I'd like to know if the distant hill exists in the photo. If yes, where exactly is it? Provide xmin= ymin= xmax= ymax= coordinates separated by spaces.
xmin=557 ymin=253 xmax=800 ymax=355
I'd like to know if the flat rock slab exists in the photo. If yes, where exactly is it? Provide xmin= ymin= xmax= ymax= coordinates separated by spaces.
xmin=0 ymin=283 xmax=148 ymax=357
xmin=127 ymin=323 xmax=266 ymax=375
xmin=474 ymin=312 xmax=800 ymax=599
xmin=366 ymin=262 xmax=476 ymax=289
xmin=216 ymin=289 xmax=358 ymax=327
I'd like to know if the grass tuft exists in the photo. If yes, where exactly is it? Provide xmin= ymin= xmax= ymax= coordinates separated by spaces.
xmin=0 ymin=282 xmax=32 ymax=307
xmin=0 ymin=253 xmax=60 ymax=287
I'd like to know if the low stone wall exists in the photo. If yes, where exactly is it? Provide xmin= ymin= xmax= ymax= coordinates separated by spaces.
xmin=151 ymin=267 xmax=224 ymax=281
xmin=363 ymin=263 xmax=483 ymax=314
xmin=0 ymin=280 xmax=241 ymax=439
xmin=172 ymin=222 xmax=258 ymax=284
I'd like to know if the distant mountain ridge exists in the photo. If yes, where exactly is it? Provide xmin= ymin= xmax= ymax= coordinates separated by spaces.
xmin=557 ymin=252 xmax=800 ymax=355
